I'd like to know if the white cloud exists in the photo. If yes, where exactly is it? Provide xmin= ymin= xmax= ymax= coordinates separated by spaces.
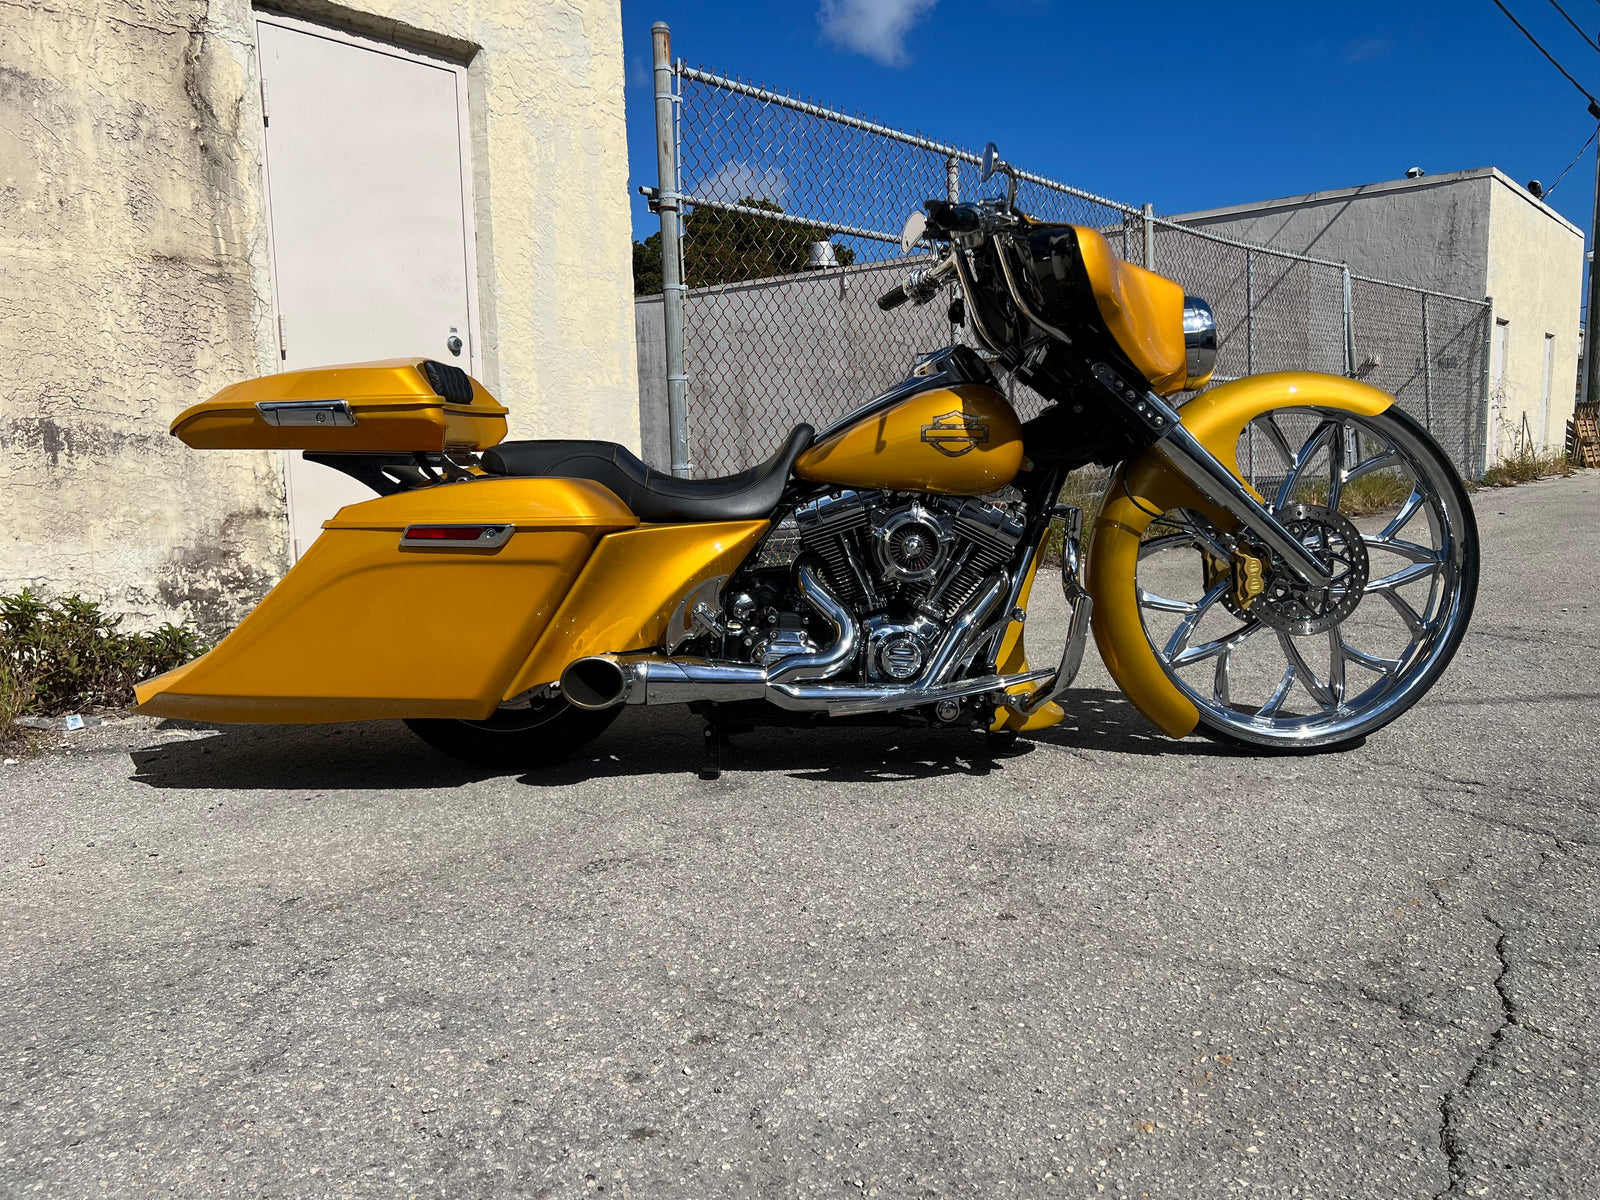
xmin=698 ymin=160 xmax=789 ymax=207
xmin=818 ymin=0 xmax=937 ymax=67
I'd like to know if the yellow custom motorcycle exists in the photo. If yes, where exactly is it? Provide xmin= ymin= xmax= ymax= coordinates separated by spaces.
xmin=137 ymin=149 xmax=1478 ymax=770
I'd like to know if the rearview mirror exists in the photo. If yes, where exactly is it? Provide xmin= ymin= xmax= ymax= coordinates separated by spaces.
xmin=899 ymin=210 xmax=927 ymax=254
xmin=980 ymin=142 xmax=1000 ymax=183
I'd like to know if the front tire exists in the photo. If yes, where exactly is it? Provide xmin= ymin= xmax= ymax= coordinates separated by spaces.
xmin=405 ymin=695 xmax=620 ymax=769
xmin=1134 ymin=405 xmax=1478 ymax=751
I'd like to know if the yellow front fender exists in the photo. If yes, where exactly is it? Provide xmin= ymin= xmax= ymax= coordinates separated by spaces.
xmin=1085 ymin=372 xmax=1395 ymax=739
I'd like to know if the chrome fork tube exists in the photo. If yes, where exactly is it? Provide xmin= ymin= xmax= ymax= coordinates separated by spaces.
xmin=1150 ymin=414 xmax=1333 ymax=588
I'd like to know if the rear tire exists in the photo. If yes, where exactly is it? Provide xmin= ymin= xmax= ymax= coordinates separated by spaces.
xmin=404 ymin=696 xmax=620 ymax=769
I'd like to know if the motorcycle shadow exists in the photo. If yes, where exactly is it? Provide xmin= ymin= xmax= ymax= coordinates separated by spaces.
xmin=126 ymin=687 xmax=1238 ymax=791
xmin=519 ymin=686 xmax=1239 ymax=788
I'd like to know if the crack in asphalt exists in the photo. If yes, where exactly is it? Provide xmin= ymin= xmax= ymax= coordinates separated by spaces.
xmin=1434 ymin=911 xmax=1515 ymax=1200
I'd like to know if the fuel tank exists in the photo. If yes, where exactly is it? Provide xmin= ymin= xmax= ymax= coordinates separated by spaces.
xmin=795 ymin=383 xmax=1024 ymax=495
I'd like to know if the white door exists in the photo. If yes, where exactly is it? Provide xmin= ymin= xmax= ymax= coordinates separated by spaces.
xmin=257 ymin=16 xmax=478 ymax=558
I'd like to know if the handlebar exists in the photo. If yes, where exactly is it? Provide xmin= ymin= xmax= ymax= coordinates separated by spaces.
xmin=876 ymin=282 xmax=911 ymax=311
xmin=876 ymin=253 xmax=958 ymax=312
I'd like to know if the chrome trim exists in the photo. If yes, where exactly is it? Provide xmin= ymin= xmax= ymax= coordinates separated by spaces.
xmin=1015 ymin=506 xmax=1093 ymax=716
xmin=769 ymin=667 xmax=1054 ymax=717
xmin=257 ymin=399 xmax=357 ymax=427
xmin=872 ymin=502 xmax=952 ymax=584
xmin=665 ymin=574 xmax=729 ymax=651
xmin=1182 ymin=296 xmax=1218 ymax=387
xmin=398 ymin=524 xmax=513 ymax=549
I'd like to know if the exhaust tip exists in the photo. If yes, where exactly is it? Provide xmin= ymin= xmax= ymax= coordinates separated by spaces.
xmin=561 ymin=657 xmax=628 ymax=710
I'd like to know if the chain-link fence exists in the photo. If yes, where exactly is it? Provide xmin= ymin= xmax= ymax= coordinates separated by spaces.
xmin=640 ymin=48 xmax=1492 ymax=481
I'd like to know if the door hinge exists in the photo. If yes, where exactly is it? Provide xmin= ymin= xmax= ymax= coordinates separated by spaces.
xmin=277 ymin=313 xmax=287 ymax=359
xmin=260 ymin=78 xmax=269 ymax=126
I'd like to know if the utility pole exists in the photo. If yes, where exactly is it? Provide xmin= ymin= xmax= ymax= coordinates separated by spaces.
xmin=1584 ymin=97 xmax=1600 ymax=407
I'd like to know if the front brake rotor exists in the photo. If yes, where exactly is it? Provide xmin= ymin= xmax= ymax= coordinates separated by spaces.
xmin=1249 ymin=504 xmax=1370 ymax=635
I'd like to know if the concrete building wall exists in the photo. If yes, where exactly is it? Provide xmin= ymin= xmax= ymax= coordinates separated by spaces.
xmin=1175 ymin=172 xmax=1494 ymax=299
xmin=0 ymin=0 xmax=636 ymax=633
xmin=1172 ymin=168 xmax=1583 ymax=465
xmin=1485 ymin=180 xmax=1585 ymax=458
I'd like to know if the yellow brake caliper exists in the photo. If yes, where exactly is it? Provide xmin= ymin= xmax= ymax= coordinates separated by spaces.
xmin=1206 ymin=547 xmax=1266 ymax=612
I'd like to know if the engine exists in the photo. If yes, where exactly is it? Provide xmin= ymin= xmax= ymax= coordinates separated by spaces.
xmin=775 ymin=489 xmax=1024 ymax=683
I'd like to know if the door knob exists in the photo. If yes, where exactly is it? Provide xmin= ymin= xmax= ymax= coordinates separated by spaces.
xmin=446 ymin=328 xmax=463 ymax=357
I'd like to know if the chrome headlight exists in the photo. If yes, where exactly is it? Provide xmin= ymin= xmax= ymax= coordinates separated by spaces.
xmin=1182 ymin=295 xmax=1217 ymax=389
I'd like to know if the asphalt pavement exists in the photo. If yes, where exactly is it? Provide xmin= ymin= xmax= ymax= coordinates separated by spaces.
xmin=2 ymin=472 xmax=1596 ymax=1200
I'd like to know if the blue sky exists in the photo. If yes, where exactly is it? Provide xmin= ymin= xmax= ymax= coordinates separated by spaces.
xmin=621 ymin=0 xmax=1600 ymax=265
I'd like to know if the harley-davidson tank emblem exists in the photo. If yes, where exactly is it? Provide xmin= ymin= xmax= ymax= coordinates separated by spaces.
xmin=920 ymin=410 xmax=990 ymax=457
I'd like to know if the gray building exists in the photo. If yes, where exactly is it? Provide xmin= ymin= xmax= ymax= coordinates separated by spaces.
xmin=1172 ymin=168 xmax=1584 ymax=464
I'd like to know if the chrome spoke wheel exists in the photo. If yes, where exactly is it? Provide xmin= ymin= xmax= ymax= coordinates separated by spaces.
xmin=1135 ymin=405 xmax=1477 ymax=749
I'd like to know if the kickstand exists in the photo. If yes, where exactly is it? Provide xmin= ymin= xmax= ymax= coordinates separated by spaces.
xmin=699 ymin=719 xmax=727 ymax=781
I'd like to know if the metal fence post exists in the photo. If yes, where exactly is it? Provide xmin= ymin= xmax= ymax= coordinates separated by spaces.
xmin=652 ymin=22 xmax=691 ymax=478
xmin=1245 ymin=249 xmax=1256 ymax=375
xmin=1420 ymin=291 xmax=1432 ymax=433
xmin=1341 ymin=265 xmax=1355 ymax=377
xmin=1142 ymin=203 xmax=1155 ymax=270
xmin=946 ymin=154 xmax=960 ymax=202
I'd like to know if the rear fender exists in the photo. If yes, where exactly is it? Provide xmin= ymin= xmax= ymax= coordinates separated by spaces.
xmin=1085 ymin=372 xmax=1394 ymax=738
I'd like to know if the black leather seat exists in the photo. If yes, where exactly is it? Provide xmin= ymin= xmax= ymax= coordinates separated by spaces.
xmin=480 ymin=424 xmax=814 ymax=523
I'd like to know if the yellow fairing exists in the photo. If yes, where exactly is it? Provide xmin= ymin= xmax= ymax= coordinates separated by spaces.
xmin=988 ymin=539 xmax=1065 ymax=733
xmin=503 ymin=520 xmax=769 ymax=698
xmin=795 ymin=384 xmax=1023 ymax=495
xmin=1087 ymin=372 xmax=1394 ymax=738
xmin=171 ymin=359 xmax=509 ymax=452
xmin=1074 ymin=225 xmax=1189 ymax=396
xmin=134 ymin=479 xmax=636 ymax=723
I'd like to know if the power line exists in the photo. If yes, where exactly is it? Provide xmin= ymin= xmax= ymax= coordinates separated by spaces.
xmin=1491 ymin=0 xmax=1600 ymax=115
xmin=1543 ymin=124 xmax=1600 ymax=195
xmin=1545 ymin=0 xmax=1600 ymax=54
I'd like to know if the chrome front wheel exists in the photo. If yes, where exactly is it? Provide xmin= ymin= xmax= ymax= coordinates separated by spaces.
xmin=1134 ymin=405 xmax=1478 ymax=750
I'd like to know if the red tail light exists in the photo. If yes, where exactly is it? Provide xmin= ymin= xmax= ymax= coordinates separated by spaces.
xmin=399 ymin=524 xmax=512 ymax=548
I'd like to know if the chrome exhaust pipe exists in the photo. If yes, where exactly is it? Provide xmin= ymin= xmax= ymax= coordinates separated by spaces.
xmin=560 ymin=563 xmax=1025 ymax=717
xmin=561 ymin=655 xmax=630 ymax=710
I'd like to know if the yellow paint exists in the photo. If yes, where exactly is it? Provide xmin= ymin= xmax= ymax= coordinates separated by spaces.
xmin=795 ymin=384 xmax=1024 ymax=495
xmin=1087 ymin=372 xmax=1395 ymax=738
xmin=987 ymin=537 xmax=1066 ymax=733
xmin=170 ymin=359 xmax=510 ymax=453
xmin=1075 ymin=225 xmax=1189 ymax=395
xmin=134 ymin=478 xmax=636 ymax=723
xmin=323 ymin=477 xmax=637 ymax=531
xmin=503 ymin=519 xmax=770 ymax=697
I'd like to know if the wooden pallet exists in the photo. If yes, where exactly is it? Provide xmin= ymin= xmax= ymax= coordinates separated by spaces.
xmin=1569 ymin=401 xmax=1600 ymax=468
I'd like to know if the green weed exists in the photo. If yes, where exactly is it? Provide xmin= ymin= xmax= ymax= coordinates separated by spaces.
xmin=0 ymin=590 xmax=204 ymax=748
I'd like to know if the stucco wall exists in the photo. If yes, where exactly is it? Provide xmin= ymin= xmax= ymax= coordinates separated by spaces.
xmin=0 ymin=0 xmax=636 ymax=633
xmin=1485 ymin=177 xmax=1584 ymax=458
xmin=1 ymin=0 xmax=287 ymax=632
